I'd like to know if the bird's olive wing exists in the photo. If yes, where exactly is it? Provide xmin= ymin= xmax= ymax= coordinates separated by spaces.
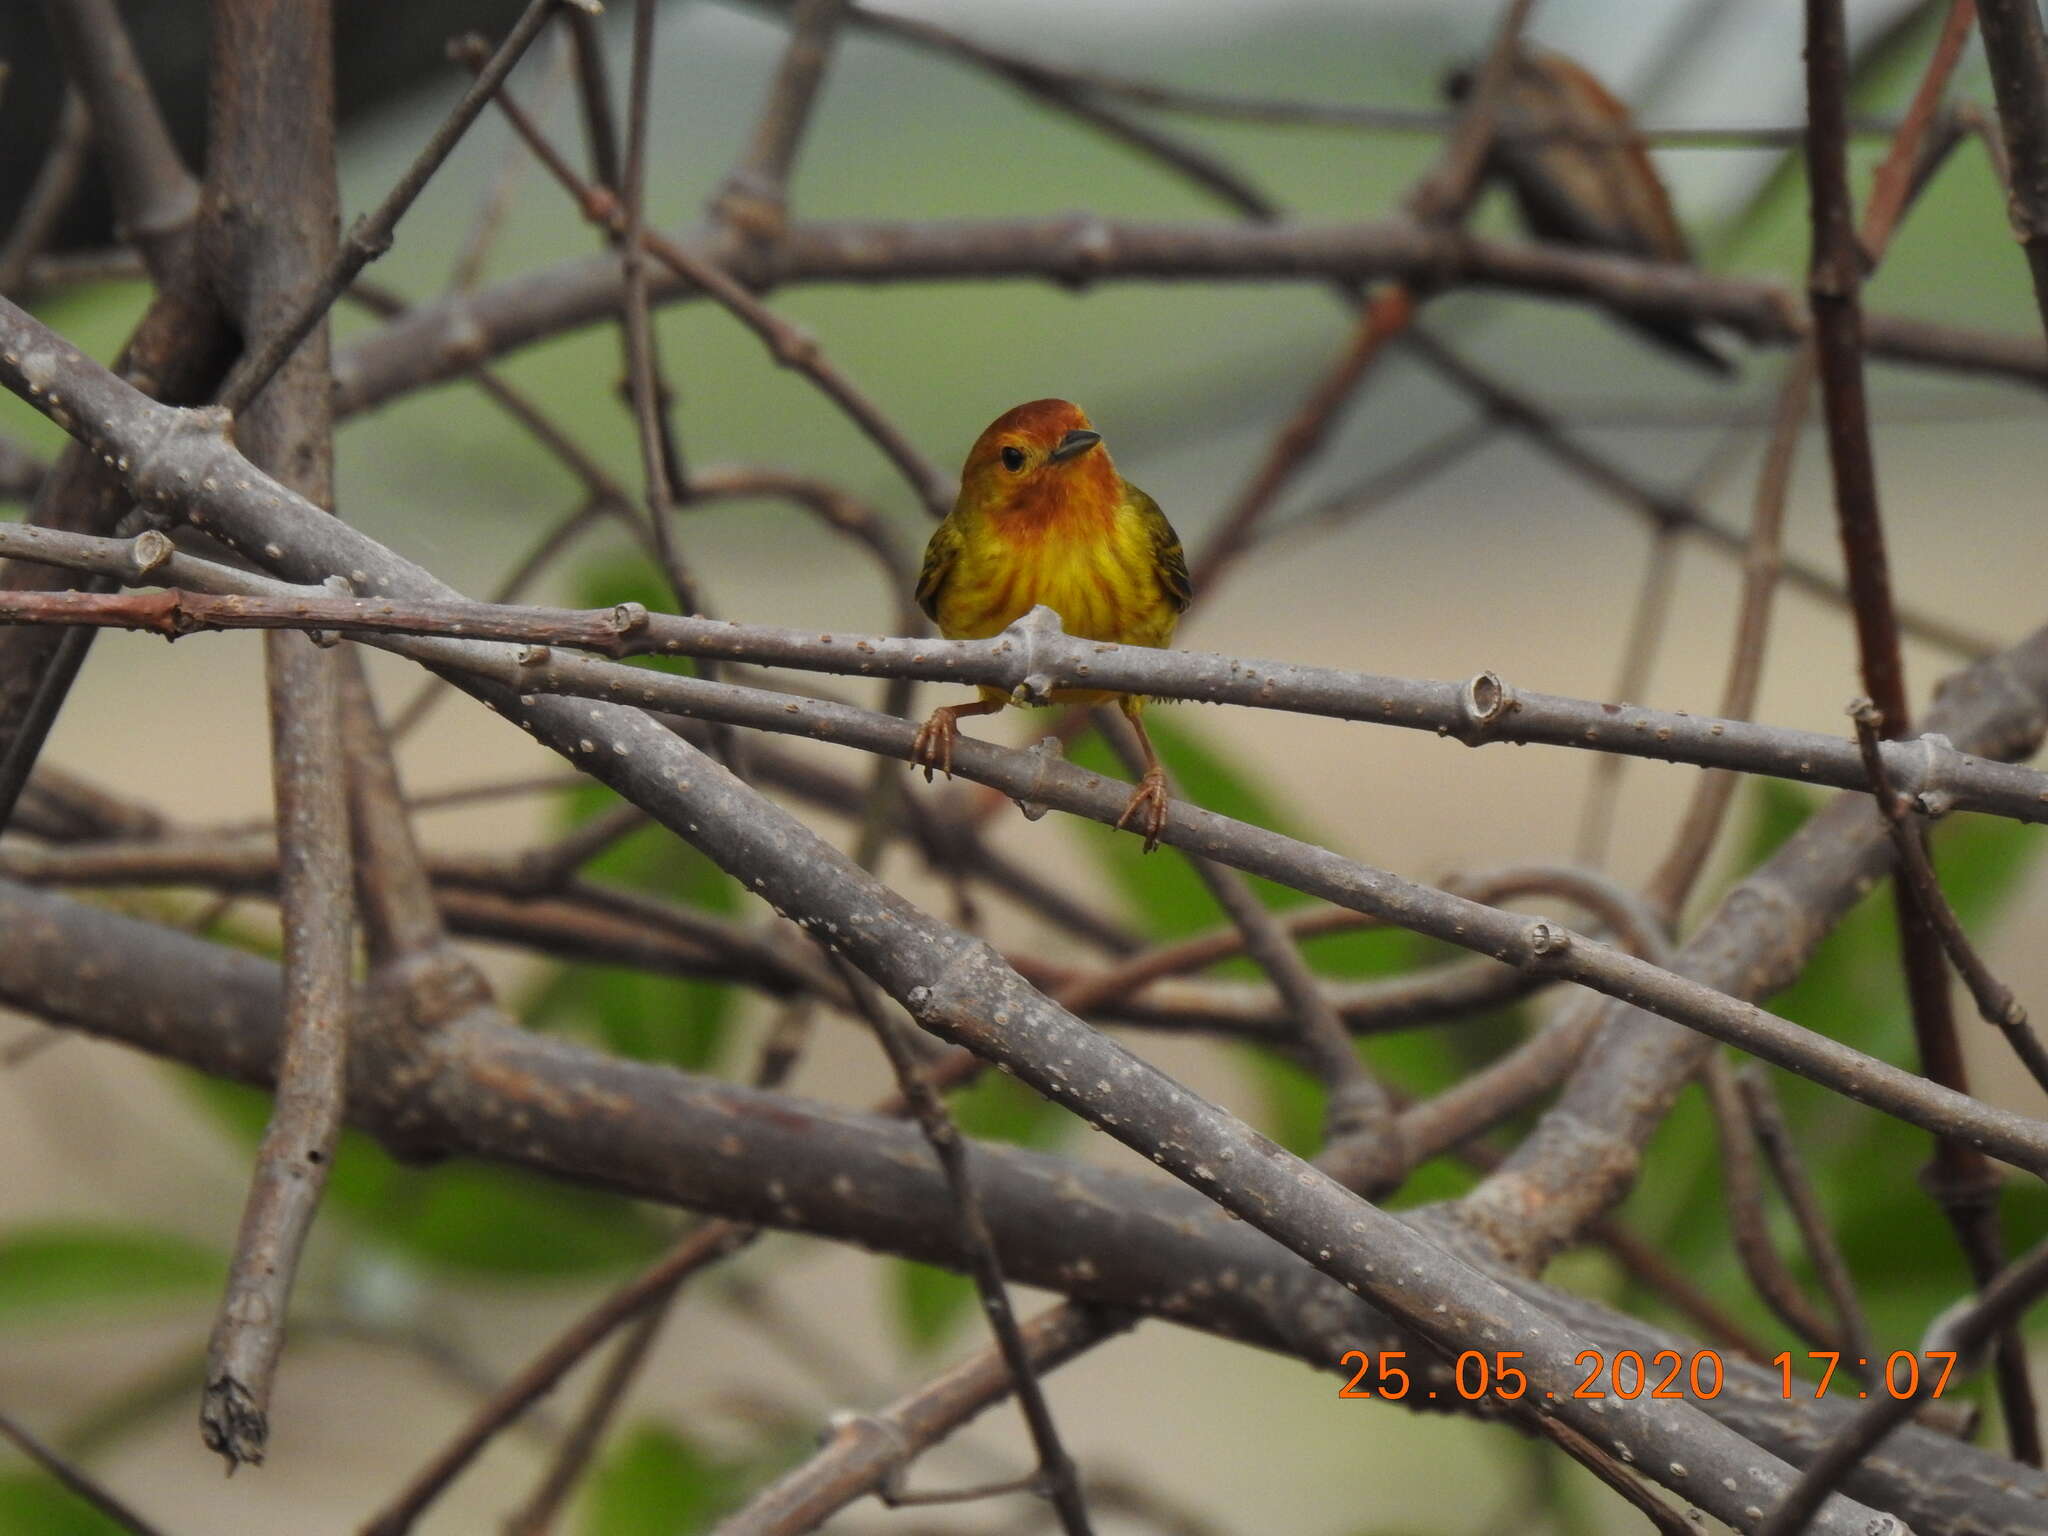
xmin=915 ymin=516 xmax=966 ymax=622
xmin=1128 ymin=484 xmax=1192 ymax=613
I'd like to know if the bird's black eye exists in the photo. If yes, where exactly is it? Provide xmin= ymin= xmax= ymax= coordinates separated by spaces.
xmin=1000 ymin=446 xmax=1027 ymax=472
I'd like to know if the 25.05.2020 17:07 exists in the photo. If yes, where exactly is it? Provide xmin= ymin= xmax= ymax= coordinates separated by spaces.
xmin=1334 ymin=1349 xmax=1960 ymax=1402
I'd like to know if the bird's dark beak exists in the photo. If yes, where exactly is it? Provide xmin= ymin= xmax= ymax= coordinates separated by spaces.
xmin=1049 ymin=428 xmax=1102 ymax=463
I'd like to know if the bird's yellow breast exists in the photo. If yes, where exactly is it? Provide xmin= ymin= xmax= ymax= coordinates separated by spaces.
xmin=934 ymin=493 xmax=1176 ymax=652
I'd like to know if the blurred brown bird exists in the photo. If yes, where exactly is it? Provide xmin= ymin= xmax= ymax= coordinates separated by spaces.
xmin=1445 ymin=44 xmax=1732 ymax=375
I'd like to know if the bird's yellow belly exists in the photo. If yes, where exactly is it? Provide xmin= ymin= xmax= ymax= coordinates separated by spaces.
xmin=943 ymin=541 xmax=1173 ymax=710
xmin=945 ymin=542 xmax=1171 ymax=647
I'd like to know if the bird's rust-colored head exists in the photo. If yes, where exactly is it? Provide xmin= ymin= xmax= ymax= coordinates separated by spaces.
xmin=957 ymin=399 xmax=1121 ymax=528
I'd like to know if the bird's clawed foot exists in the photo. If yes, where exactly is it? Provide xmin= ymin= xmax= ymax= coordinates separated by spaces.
xmin=911 ymin=707 xmax=962 ymax=783
xmin=1115 ymin=765 xmax=1170 ymax=854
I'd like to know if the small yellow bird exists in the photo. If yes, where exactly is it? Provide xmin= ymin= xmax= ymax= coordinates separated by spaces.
xmin=912 ymin=399 xmax=1191 ymax=851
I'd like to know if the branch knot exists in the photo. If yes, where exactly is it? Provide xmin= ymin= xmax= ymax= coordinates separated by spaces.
xmin=1452 ymin=669 xmax=1515 ymax=744
xmin=1001 ymin=604 xmax=1069 ymax=705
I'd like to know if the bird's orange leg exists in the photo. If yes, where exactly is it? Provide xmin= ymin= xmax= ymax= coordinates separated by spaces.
xmin=1115 ymin=702 xmax=1171 ymax=854
xmin=911 ymin=697 xmax=1005 ymax=782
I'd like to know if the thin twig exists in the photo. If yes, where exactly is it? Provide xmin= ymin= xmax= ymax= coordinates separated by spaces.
xmin=0 ymin=88 xmax=92 ymax=296
xmin=712 ymin=0 xmax=850 ymax=238
xmin=1645 ymin=351 xmax=1811 ymax=914
xmin=1188 ymin=285 xmax=1414 ymax=591
xmin=1737 ymin=1061 xmax=1876 ymax=1374
xmin=453 ymin=36 xmax=951 ymax=519
xmin=1573 ymin=523 xmax=1682 ymax=869
xmin=1757 ymin=1230 xmax=2048 ymax=1535
xmin=1850 ymin=700 xmax=2046 ymax=1084
xmin=613 ymin=0 xmax=703 ymax=623
xmin=1859 ymin=0 xmax=1979 ymax=264
xmin=499 ymin=1295 xmax=671 ymax=1536
xmin=715 ymin=1304 xmax=1126 ymax=1536
xmin=39 ymin=0 xmax=200 ymax=276
xmin=1260 ymin=418 xmax=1498 ymax=548
xmin=342 ymin=281 xmax=638 ymax=508
xmin=449 ymin=27 xmax=572 ymax=291
xmin=861 ymin=7 xmax=1286 ymax=223
xmin=198 ymin=1 xmax=353 ymax=1467
xmin=214 ymin=0 xmax=564 ymax=414
xmin=1808 ymin=0 xmax=2039 ymax=1465
xmin=1703 ymin=1053 xmax=1845 ymax=1351
xmin=0 ymin=1406 xmax=170 ymax=1536
xmin=1394 ymin=329 xmax=1997 ymax=662
xmin=1976 ymin=0 xmax=2048 ymax=341
xmin=360 ymin=1224 xmax=755 ymax=1536
xmin=8 ymin=549 xmax=2047 ymax=825
xmin=1528 ymin=1414 xmax=1703 ymax=1535
xmin=1099 ymin=707 xmax=1386 ymax=1153
xmin=826 ymin=954 xmax=1094 ymax=1536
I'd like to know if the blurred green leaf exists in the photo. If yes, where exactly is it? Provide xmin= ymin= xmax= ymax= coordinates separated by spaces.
xmin=579 ymin=1421 xmax=749 ymax=1536
xmin=527 ymin=551 xmax=739 ymax=1072
xmin=948 ymin=1065 xmax=1072 ymax=1150
xmin=187 ymin=1077 xmax=666 ymax=1278
xmin=520 ymin=547 xmax=740 ymax=1069
xmin=523 ymin=776 xmax=740 ymax=1074
xmin=0 ymin=1474 xmax=130 ymax=1536
xmin=0 ymin=1225 xmax=220 ymax=1326
xmin=1067 ymin=711 xmax=1310 ymax=939
xmin=1621 ymin=779 xmax=2046 ymax=1348
xmin=1712 ymin=1 xmax=1970 ymax=261
xmin=572 ymin=554 xmax=701 ymax=673
xmin=894 ymin=1260 xmax=971 ymax=1355
xmin=1069 ymin=712 xmax=1527 ymax=1157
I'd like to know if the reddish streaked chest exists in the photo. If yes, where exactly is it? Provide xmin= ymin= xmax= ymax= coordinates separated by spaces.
xmin=940 ymin=484 xmax=1170 ymax=648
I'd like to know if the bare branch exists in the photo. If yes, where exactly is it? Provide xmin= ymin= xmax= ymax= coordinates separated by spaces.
xmin=39 ymin=0 xmax=200 ymax=275
xmin=1705 ymin=1053 xmax=1845 ymax=1351
xmin=718 ymin=1303 xmax=1126 ymax=1536
xmin=1190 ymin=285 xmax=1413 ymax=591
xmin=361 ymin=1224 xmax=755 ymax=1536
xmin=1737 ymin=1062 xmax=1876 ymax=1375
xmin=1851 ymin=699 xmax=2046 ymax=1084
xmin=329 ymin=215 xmax=2048 ymax=418
xmin=1757 ymin=1230 xmax=2048 ymax=1535
xmin=0 ymin=876 xmax=2015 ymax=1533
xmin=830 ymin=957 xmax=1094 ymax=1534
xmin=712 ymin=0 xmax=850 ymax=238
xmin=4 ymin=550 xmax=2044 ymax=826
xmin=213 ymin=0 xmax=564 ymax=414
xmin=0 ymin=1405 xmax=170 ymax=1536
xmin=0 ymin=88 xmax=92 ymax=296
xmin=451 ymin=39 xmax=952 ymax=519
xmin=1808 ymin=0 xmax=2040 ymax=1464
xmin=198 ymin=0 xmax=352 ymax=1467
xmin=1976 ymin=0 xmax=2048 ymax=341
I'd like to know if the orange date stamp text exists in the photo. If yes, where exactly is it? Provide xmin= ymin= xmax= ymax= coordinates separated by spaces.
xmin=1336 ymin=1349 xmax=1958 ymax=1403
